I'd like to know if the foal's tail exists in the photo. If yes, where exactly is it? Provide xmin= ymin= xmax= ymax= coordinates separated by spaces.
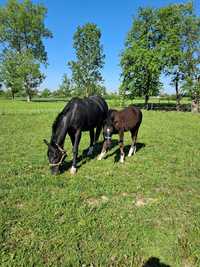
xmin=130 ymin=105 xmax=143 ymax=124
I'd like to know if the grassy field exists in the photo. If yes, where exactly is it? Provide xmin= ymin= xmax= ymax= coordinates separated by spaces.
xmin=0 ymin=99 xmax=200 ymax=267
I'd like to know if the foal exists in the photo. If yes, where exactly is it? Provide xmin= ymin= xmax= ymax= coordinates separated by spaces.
xmin=98 ymin=106 xmax=142 ymax=163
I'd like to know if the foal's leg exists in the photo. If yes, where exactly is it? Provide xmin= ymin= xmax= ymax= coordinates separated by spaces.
xmin=119 ymin=130 xmax=125 ymax=163
xmin=128 ymin=128 xmax=138 ymax=157
xmin=70 ymin=129 xmax=82 ymax=175
xmin=97 ymin=140 xmax=108 ymax=160
xmin=87 ymin=128 xmax=95 ymax=156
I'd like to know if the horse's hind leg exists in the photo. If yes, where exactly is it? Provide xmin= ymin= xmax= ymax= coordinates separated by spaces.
xmin=119 ymin=131 xmax=125 ymax=163
xmin=128 ymin=128 xmax=138 ymax=157
xmin=87 ymin=129 xmax=95 ymax=156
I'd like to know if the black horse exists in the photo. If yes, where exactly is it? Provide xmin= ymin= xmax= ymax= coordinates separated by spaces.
xmin=98 ymin=105 xmax=142 ymax=163
xmin=44 ymin=95 xmax=108 ymax=175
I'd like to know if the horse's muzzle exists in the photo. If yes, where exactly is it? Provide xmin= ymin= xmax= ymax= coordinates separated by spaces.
xmin=50 ymin=166 xmax=60 ymax=175
xmin=105 ymin=137 xmax=112 ymax=148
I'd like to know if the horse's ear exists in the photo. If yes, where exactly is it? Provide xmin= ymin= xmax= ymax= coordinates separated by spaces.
xmin=43 ymin=139 xmax=49 ymax=146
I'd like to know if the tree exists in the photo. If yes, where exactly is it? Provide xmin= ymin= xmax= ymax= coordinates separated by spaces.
xmin=68 ymin=23 xmax=105 ymax=97
xmin=120 ymin=8 xmax=162 ymax=106
xmin=0 ymin=50 xmax=44 ymax=101
xmin=0 ymin=51 xmax=22 ymax=99
xmin=41 ymin=88 xmax=51 ymax=98
xmin=182 ymin=76 xmax=200 ymax=112
xmin=157 ymin=2 xmax=200 ymax=110
xmin=57 ymin=74 xmax=72 ymax=97
xmin=18 ymin=51 xmax=45 ymax=101
xmin=0 ymin=0 xmax=52 ymax=101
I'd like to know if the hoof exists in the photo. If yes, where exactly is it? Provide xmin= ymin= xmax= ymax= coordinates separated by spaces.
xmin=87 ymin=146 xmax=94 ymax=156
xmin=97 ymin=152 xmax=106 ymax=160
xmin=120 ymin=155 xmax=125 ymax=163
xmin=128 ymin=146 xmax=136 ymax=157
xmin=70 ymin=166 xmax=77 ymax=175
xmin=97 ymin=155 xmax=102 ymax=160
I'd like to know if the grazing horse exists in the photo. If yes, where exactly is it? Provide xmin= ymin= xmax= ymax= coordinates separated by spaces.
xmin=44 ymin=95 xmax=108 ymax=175
xmin=98 ymin=105 xmax=142 ymax=163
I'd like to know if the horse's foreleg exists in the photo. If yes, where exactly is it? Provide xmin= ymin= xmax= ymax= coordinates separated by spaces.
xmin=87 ymin=129 xmax=95 ymax=156
xmin=119 ymin=131 xmax=125 ymax=163
xmin=128 ymin=128 xmax=138 ymax=157
xmin=70 ymin=129 xmax=81 ymax=175
xmin=97 ymin=140 xmax=107 ymax=160
xmin=69 ymin=132 xmax=75 ymax=147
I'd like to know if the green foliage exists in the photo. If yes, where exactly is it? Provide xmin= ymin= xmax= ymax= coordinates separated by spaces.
xmin=121 ymin=2 xmax=200 ymax=110
xmin=0 ymin=50 xmax=44 ymax=100
xmin=157 ymin=2 xmax=200 ymax=108
xmin=57 ymin=74 xmax=72 ymax=97
xmin=120 ymin=8 xmax=162 ymax=104
xmin=0 ymin=0 xmax=52 ymax=101
xmin=0 ymin=51 xmax=23 ymax=98
xmin=69 ymin=23 xmax=105 ymax=96
xmin=0 ymin=0 xmax=52 ymax=63
xmin=182 ymin=76 xmax=200 ymax=110
xmin=40 ymin=88 xmax=52 ymax=98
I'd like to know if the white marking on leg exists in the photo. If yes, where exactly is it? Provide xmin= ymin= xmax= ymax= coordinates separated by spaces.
xmin=128 ymin=145 xmax=136 ymax=157
xmin=120 ymin=154 xmax=125 ymax=163
xmin=128 ymin=146 xmax=134 ymax=157
xmin=97 ymin=151 xmax=106 ymax=160
xmin=87 ymin=146 xmax=94 ymax=156
xmin=70 ymin=166 xmax=77 ymax=175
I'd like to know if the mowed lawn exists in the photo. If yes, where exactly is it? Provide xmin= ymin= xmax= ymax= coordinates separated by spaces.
xmin=0 ymin=99 xmax=200 ymax=267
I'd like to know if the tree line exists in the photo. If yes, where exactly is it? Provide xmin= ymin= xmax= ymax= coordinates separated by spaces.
xmin=120 ymin=2 xmax=200 ymax=111
xmin=0 ymin=0 xmax=200 ymax=111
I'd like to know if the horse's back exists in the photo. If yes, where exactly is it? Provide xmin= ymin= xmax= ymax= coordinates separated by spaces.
xmin=110 ymin=105 xmax=142 ymax=131
xmin=65 ymin=96 xmax=108 ymax=130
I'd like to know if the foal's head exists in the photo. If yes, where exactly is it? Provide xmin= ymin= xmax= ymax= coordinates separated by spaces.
xmin=103 ymin=112 xmax=116 ymax=147
xmin=43 ymin=139 xmax=66 ymax=175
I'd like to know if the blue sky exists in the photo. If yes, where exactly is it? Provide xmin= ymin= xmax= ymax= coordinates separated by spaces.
xmin=0 ymin=0 xmax=200 ymax=93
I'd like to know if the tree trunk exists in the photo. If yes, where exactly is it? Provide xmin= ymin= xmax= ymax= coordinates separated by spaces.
xmin=144 ymin=95 xmax=149 ymax=109
xmin=175 ymin=79 xmax=181 ymax=111
xmin=11 ymin=91 xmax=15 ymax=100
xmin=27 ymin=94 xmax=31 ymax=102
xmin=191 ymin=99 xmax=200 ymax=113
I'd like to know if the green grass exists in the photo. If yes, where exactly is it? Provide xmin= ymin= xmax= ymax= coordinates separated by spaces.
xmin=0 ymin=99 xmax=200 ymax=267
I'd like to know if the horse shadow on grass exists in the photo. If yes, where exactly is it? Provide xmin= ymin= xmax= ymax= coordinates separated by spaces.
xmin=60 ymin=140 xmax=119 ymax=174
xmin=104 ymin=141 xmax=146 ymax=163
xmin=142 ymin=257 xmax=171 ymax=267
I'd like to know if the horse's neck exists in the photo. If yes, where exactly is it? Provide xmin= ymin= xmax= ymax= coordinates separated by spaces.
xmin=51 ymin=115 xmax=68 ymax=147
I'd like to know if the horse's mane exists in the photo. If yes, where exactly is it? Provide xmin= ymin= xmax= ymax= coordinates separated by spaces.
xmin=52 ymin=110 xmax=66 ymax=133
xmin=52 ymin=99 xmax=76 ymax=134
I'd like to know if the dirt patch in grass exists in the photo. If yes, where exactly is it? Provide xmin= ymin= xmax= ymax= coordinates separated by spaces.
xmin=86 ymin=193 xmax=158 ymax=208
xmin=86 ymin=195 xmax=109 ymax=207
xmin=134 ymin=196 xmax=158 ymax=207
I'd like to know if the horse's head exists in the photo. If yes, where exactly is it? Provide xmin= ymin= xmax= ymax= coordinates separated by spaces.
xmin=43 ymin=139 xmax=67 ymax=175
